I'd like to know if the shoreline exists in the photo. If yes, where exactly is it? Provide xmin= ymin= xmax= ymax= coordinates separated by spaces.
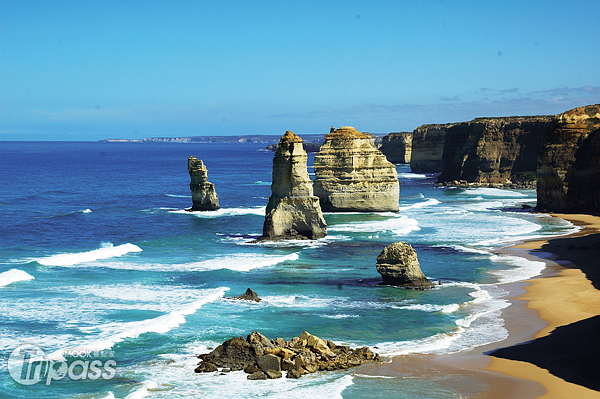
xmin=359 ymin=213 xmax=600 ymax=398
xmin=486 ymin=213 xmax=600 ymax=397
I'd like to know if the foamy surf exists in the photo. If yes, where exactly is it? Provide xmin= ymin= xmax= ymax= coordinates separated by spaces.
xmin=328 ymin=215 xmax=420 ymax=236
xmin=171 ymin=207 xmax=265 ymax=218
xmin=49 ymin=287 xmax=229 ymax=355
xmin=489 ymin=254 xmax=546 ymax=284
xmin=0 ymin=269 xmax=35 ymax=287
xmin=37 ymin=243 xmax=142 ymax=266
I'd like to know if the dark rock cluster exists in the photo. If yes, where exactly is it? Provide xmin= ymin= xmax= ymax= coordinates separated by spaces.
xmin=195 ymin=331 xmax=381 ymax=380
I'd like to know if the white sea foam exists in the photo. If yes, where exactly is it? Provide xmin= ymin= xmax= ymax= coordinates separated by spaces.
xmin=319 ymin=314 xmax=360 ymax=319
xmin=0 ymin=269 xmax=35 ymax=287
xmin=375 ymin=282 xmax=510 ymax=356
xmin=165 ymin=193 xmax=189 ymax=198
xmin=398 ymin=173 xmax=428 ymax=179
xmin=80 ymin=208 xmax=92 ymax=213
xmin=119 ymin=346 xmax=354 ymax=399
xmin=328 ymin=215 xmax=420 ymax=236
xmin=488 ymin=255 xmax=546 ymax=284
xmin=171 ymin=206 xmax=265 ymax=218
xmin=48 ymin=287 xmax=228 ymax=356
xmin=398 ymin=198 xmax=441 ymax=210
xmin=461 ymin=188 xmax=529 ymax=197
xmin=83 ymin=252 xmax=299 ymax=272
xmin=37 ymin=243 xmax=142 ymax=266
xmin=399 ymin=303 xmax=460 ymax=313
xmin=253 ymin=181 xmax=271 ymax=185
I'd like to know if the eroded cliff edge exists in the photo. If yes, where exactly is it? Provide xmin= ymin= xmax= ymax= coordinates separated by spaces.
xmin=437 ymin=116 xmax=553 ymax=187
xmin=537 ymin=105 xmax=600 ymax=213
xmin=313 ymin=126 xmax=399 ymax=212
xmin=379 ymin=132 xmax=412 ymax=164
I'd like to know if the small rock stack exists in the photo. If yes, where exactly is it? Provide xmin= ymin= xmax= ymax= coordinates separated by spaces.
xmin=195 ymin=331 xmax=380 ymax=379
xmin=187 ymin=156 xmax=220 ymax=211
xmin=376 ymin=242 xmax=434 ymax=289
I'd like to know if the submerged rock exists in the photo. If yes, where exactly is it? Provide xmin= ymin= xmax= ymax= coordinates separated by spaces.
xmin=261 ymin=131 xmax=327 ymax=240
xmin=195 ymin=330 xmax=381 ymax=379
xmin=313 ymin=126 xmax=399 ymax=212
xmin=226 ymin=288 xmax=262 ymax=302
xmin=186 ymin=156 xmax=220 ymax=211
xmin=376 ymin=242 xmax=433 ymax=289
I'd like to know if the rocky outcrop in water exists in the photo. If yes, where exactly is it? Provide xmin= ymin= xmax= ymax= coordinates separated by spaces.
xmin=380 ymin=132 xmax=412 ymax=164
xmin=226 ymin=288 xmax=262 ymax=302
xmin=313 ymin=126 xmax=399 ymax=212
xmin=410 ymin=123 xmax=457 ymax=173
xmin=437 ymin=116 xmax=553 ymax=187
xmin=376 ymin=242 xmax=433 ymax=289
xmin=537 ymin=105 xmax=600 ymax=213
xmin=195 ymin=331 xmax=381 ymax=379
xmin=261 ymin=131 xmax=327 ymax=240
xmin=187 ymin=157 xmax=220 ymax=211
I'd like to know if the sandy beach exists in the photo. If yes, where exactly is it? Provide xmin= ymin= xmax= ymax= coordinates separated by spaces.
xmin=487 ymin=213 xmax=600 ymax=398
xmin=360 ymin=213 xmax=600 ymax=398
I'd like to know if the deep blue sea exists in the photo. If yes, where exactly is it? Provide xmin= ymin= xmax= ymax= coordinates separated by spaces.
xmin=0 ymin=141 xmax=577 ymax=399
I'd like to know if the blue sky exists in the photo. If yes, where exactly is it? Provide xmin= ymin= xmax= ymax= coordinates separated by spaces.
xmin=1 ymin=0 xmax=599 ymax=140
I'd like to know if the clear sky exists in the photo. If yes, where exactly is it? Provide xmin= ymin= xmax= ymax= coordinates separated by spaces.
xmin=1 ymin=0 xmax=599 ymax=140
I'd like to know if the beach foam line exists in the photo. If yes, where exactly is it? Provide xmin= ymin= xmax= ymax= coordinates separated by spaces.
xmin=37 ymin=243 xmax=142 ymax=266
xmin=49 ymin=287 xmax=229 ymax=355
xmin=399 ymin=303 xmax=460 ymax=313
xmin=328 ymin=215 xmax=420 ymax=236
xmin=488 ymin=254 xmax=546 ymax=284
xmin=0 ymin=269 xmax=35 ymax=287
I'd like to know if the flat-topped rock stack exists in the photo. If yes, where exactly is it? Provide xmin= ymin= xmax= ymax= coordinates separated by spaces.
xmin=313 ymin=126 xmax=399 ymax=212
xmin=195 ymin=331 xmax=381 ymax=379
xmin=380 ymin=132 xmax=412 ymax=164
xmin=187 ymin=156 xmax=220 ymax=211
xmin=261 ymin=131 xmax=327 ymax=240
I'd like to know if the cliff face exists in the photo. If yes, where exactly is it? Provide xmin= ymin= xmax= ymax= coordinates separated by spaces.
xmin=262 ymin=131 xmax=327 ymax=240
xmin=537 ymin=105 xmax=600 ymax=213
xmin=379 ymin=132 xmax=412 ymax=164
xmin=437 ymin=116 xmax=553 ymax=186
xmin=410 ymin=123 xmax=457 ymax=173
xmin=187 ymin=157 xmax=220 ymax=211
xmin=313 ymin=126 xmax=399 ymax=212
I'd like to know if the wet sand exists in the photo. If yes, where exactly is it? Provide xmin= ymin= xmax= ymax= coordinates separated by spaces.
xmin=359 ymin=213 xmax=600 ymax=398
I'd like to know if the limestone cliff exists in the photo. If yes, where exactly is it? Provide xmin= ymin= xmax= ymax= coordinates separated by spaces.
xmin=376 ymin=242 xmax=433 ymax=288
xmin=380 ymin=132 xmax=412 ymax=164
xmin=313 ymin=126 xmax=399 ymax=212
xmin=537 ymin=105 xmax=600 ymax=213
xmin=437 ymin=116 xmax=553 ymax=186
xmin=187 ymin=156 xmax=219 ymax=211
xmin=261 ymin=131 xmax=327 ymax=240
xmin=410 ymin=123 xmax=457 ymax=173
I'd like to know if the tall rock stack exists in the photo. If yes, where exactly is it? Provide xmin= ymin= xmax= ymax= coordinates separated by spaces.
xmin=313 ymin=126 xmax=399 ymax=212
xmin=537 ymin=105 xmax=600 ymax=213
xmin=376 ymin=242 xmax=433 ymax=289
xmin=261 ymin=131 xmax=327 ymax=240
xmin=187 ymin=156 xmax=220 ymax=211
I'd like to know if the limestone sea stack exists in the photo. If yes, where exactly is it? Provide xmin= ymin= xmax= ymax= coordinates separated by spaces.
xmin=261 ymin=131 xmax=327 ymax=240
xmin=313 ymin=126 xmax=399 ymax=212
xmin=376 ymin=242 xmax=433 ymax=289
xmin=537 ymin=104 xmax=600 ymax=213
xmin=187 ymin=156 xmax=219 ymax=211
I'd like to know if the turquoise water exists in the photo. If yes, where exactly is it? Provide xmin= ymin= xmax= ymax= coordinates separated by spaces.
xmin=0 ymin=142 xmax=577 ymax=398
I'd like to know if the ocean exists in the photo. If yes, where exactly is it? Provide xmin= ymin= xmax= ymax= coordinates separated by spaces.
xmin=0 ymin=141 xmax=577 ymax=399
